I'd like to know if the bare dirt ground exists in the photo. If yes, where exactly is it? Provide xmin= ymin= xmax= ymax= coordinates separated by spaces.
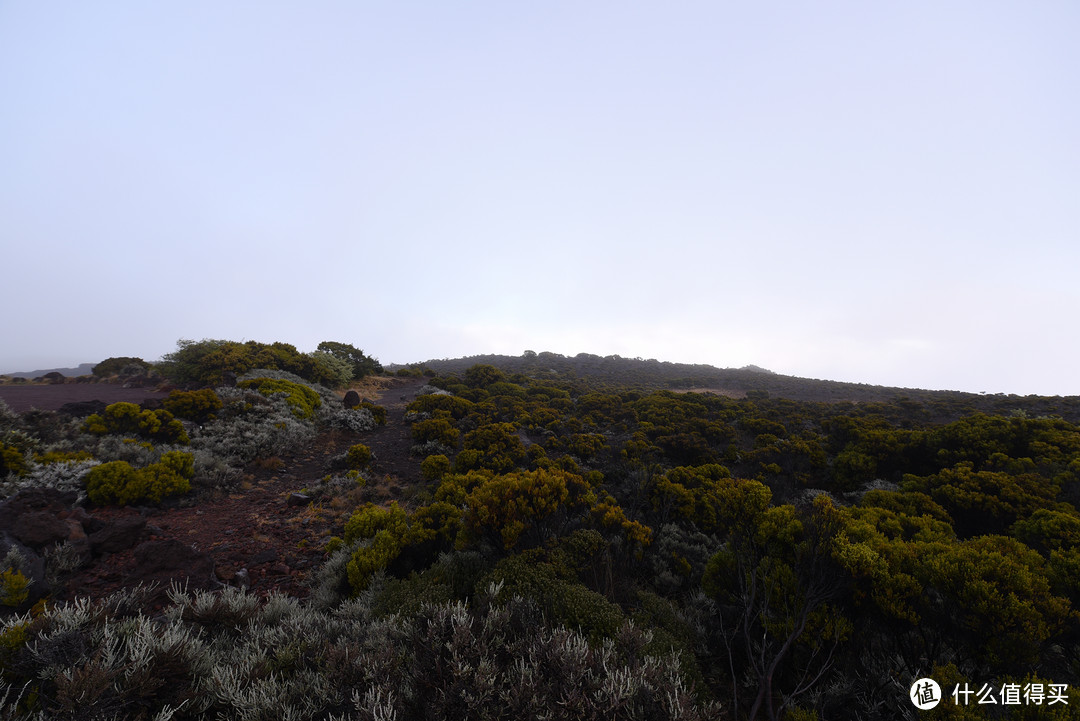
xmin=0 ymin=384 xmax=169 ymax=412
xmin=53 ymin=376 xmax=428 ymax=607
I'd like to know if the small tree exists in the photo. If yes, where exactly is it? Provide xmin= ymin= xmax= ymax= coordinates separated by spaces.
xmin=315 ymin=341 xmax=383 ymax=379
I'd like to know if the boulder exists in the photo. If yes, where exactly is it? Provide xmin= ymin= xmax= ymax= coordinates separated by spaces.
xmin=11 ymin=511 xmax=69 ymax=550
xmin=89 ymin=516 xmax=148 ymax=554
xmin=249 ymin=549 xmax=277 ymax=566
xmin=64 ymin=519 xmax=92 ymax=563
xmin=343 ymin=390 xmax=361 ymax=408
xmin=0 ymin=488 xmax=78 ymax=532
xmin=0 ymin=533 xmax=48 ymax=612
xmin=127 ymin=539 xmax=216 ymax=590
xmin=56 ymin=400 xmax=108 ymax=418
xmin=287 ymin=493 xmax=311 ymax=507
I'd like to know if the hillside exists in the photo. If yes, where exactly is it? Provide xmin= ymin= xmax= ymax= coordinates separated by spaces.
xmin=2 ymin=339 xmax=1080 ymax=719
xmin=405 ymin=351 xmax=1080 ymax=422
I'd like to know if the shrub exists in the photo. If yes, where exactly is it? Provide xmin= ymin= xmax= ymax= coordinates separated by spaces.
xmin=315 ymin=341 xmax=383 ymax=378
xmin=0 ymin=568 xmax=30 ymax=608
xmin=412 ymin=417 xmax=460 ymax=449
xmin=345 ymin=444 xmax=373 ymax=470
xmin=421 ymin=454 xmax=452 ymax=481
xmin=0 ymin=442 xmax=27 ymax=478
xmin=84 ymin=453 xmax=194 ymax=505
xmin=92 ymin=357 xmax=148 ymax=378
xmin=159 ymin=338 xmax=367 ymax=387
xmin=237 ymin=377 xmax=322 ymax=420
xmin=83 ymin=402 xmax=189 ymax=444
xmin=408 ymin=393 xmax=475 ymax=420
xmin=361 ymin=401 xmax=387 ymax=425
xmin=162 ymin=388 xmax=223 ymax=422
xmin=462 ymin=422 xmax=527 ymax=473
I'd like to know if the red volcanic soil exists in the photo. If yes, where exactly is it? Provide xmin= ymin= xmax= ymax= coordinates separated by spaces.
xmin=56 ymin=377 xmax=427 ymax=606
xmin=0 ymin=383 xmax=169 ymax=412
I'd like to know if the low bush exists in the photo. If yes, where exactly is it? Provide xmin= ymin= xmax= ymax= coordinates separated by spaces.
xmin=421 ymin=454 xmax=452 ymax=481
xmin=84 ymin=451 xmax=194 ymax=505
xmin=83 ymin=402 xmax=189 ymax=445
xmin=162 ymin=388 xmax=223 ymax=422
xmin=0 ymin=442 xmax=26 ymax=478
xmin=238 ymin=377 xmax=322 ymax=420
xmin=345 ymin=444 xmax=373 ymax=470
xmin=360 ymin=401 xmax=387 ymax=425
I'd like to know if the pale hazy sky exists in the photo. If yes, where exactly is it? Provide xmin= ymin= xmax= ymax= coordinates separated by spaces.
xmin=2 ymin=2 xmax=1077 ymax=395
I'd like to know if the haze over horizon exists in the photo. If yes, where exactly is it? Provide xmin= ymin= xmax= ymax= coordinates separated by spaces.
xmin=2 ymin=3 xmax=1077 ymax=396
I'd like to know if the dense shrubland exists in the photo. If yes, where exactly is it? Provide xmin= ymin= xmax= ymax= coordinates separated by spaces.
xmin=3 ymin=348 xmax=1080 ymax=719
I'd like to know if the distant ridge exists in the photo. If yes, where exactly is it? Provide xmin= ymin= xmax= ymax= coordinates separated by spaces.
xmin=1 ymin=362 xmax=97 ymax=379
xmin=393 ymin=351 xmax=1080 ymax=422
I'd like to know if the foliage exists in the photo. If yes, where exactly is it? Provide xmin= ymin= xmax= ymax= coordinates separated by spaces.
xmin=83 ymin=402 xmax=189 ymax=444
xmin=360 ymin=401 xmax=387 ymax=425
xmin=0 ymin=569 xmax=30 ymax=608
xmin=421 ymin=453 xmax=452 ymax=481
xmin=84 ymin=452 xmax=194 ymax=505
xmin=461 ymin=422 xmax=527 ymax=473
xmin=162 ymin=388 xmax=223 ymax=423
xmin=0 ymin=585 xmax=715 ymax=721
xmin=91 ymin=356 xmax=149 ymax=378
xmin=344 ymin=444 xmax=373 ymax=470
xmin=0 ymin=442 xmax=27 ymax=478
xmin=158 ymin=338 xmax=357 ymax=388
xmin=237 ymin=377 xmax=322 ymax=420
xmin=315 ymin=340 xmax=383 ymax=379
xmin=461 ymin=468 xmax=594 ymax=550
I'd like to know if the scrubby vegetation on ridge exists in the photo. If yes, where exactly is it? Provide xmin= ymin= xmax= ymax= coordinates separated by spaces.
xmin=3 ymin=344 xmax=1080 ymax=719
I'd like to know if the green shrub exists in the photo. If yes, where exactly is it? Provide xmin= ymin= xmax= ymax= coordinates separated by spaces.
xmin=159 ymin=338 xmax=367 ymax=387
xmin=85 ymin=454 xmax=194 ymax=505
xmin=316 ymin=341 xmax=382 ymax=378
xmin=0 ymin=442 xmax=27 ymax=477
xmin=360 ymin=401 xmax=387 ymax=425
xmin=83 ymin=402 xmax=189 ymax=444
xmin=0 ymin=568 xmax=30 ymax=607
xmin=345 ymin=444 xmax=373 ymax=470
xmin=408 ymin=394 xmax=474 ymax=420
xmin=238 ymin=377 xmax=321 ymax=420
xmin=92 ymin=356 xmax=149 ymax=377
xmin=421 ymin=454 xmax=452 ymax=481
xmin=486 ymin=551 xmax=624 ymax=642
xmin=34 ymin=449 xmax=94 ymax=464
xmin=462 ymin=422 xmax=527 ymax=473
xmin=412 ymin=417 xmax=460 ymax=448
xmin=162 ymin=388 xmax=223 ymax=422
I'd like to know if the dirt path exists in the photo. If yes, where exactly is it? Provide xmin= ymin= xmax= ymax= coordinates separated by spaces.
xmin=361 ymin=376 xmax=427 ymax=490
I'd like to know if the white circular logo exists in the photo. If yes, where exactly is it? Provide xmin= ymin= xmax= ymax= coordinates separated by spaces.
xmin=910 ymin=678 xmax=942 ymax=710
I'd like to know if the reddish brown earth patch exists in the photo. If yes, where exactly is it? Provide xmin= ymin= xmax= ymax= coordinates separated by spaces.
xmin=55 ymin=377 xmax=429 ymax=607
xmin=0 ymin=383 xmax=169 ymax=412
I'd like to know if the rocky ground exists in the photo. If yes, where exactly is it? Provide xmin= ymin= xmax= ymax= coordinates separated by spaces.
xmin=1 ymin=376 xmax=428 ymax=613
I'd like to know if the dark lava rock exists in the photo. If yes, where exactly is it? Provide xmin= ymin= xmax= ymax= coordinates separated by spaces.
xmin=89 ymin=516 xmax=148 ymax=554
xmin=56 ymin=399 xmax=108 ymax=418
xmin=287 ymin=493 xmax=311 ymax=507
xmin=249 ymin=549 xmax=278 ymax=566
xmin=343 ymin=390 xmax=361 ymax=408
xmin=0 ymin=533 xmax=48 ymax=612
xmin=10 ymin=511 xmax=70 ymax=550
xmin=128 ymin=539 xmax=216 ymax=590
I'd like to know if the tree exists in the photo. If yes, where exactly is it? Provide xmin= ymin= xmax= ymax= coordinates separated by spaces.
xmin=704 ymin=497 xmax=851 ymax=721
xmin=315 ymin=341 xmax=382 ymax=379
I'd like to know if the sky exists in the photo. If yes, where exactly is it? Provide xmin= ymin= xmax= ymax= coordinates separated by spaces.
xmin=1 ymin=2 xmax=1077 ymax=395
